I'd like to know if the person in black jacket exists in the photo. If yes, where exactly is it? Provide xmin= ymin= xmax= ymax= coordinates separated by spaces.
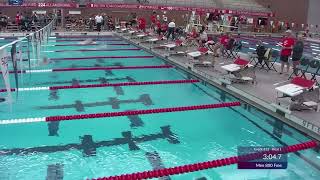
xmin=292 ymin=36 xmax=304 ymax=75
xmin=255 ymin=40 xmax=266 ymax=67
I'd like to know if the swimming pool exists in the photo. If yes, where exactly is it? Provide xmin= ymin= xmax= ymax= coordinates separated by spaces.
xmin=0 ymin=35 xmax=320 ymax=180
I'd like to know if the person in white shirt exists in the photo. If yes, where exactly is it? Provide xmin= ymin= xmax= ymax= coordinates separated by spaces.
xmin=95 ymin=14 xmax=103 ymax=32
xmin=198 ymin=26 xmax=208 ymax=46
xmin=167 ymin=19 xmax=176 ymax=40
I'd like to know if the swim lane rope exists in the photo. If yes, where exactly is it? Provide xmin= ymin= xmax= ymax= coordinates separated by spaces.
xmin=90 ymin=141 xmax=317 ymax=180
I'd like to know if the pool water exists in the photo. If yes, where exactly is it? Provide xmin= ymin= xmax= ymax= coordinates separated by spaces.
xmin=0 ymin=35 xmax=320 ymax=180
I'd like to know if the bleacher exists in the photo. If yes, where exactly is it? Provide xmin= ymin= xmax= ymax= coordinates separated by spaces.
xmin=216 ymin=0 xmax=269 ymax=12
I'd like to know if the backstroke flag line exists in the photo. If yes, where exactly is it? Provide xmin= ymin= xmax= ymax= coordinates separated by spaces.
xmin=17 ymin=41 xmax=23 ymax=86
xmin=0 ymin=48 xmax=13 ymax=104
xmin=11 ymin=42 xmax=19 ymax=98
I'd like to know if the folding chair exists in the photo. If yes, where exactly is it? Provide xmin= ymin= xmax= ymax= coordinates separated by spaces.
xmin=289 ymin=57 xmax=310 ymax=79
xmin=262 ymin=48 xmax=277 ymax=72
xmin=307 ymin=60 xmax=320 ymax=81
xmin=222 ymin=39 xmax=237 ymax=59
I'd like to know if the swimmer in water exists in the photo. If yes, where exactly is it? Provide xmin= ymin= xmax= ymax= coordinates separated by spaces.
xmin=24 ymin=56 xmax=53 ymax=68
xmin=42 ymin=56 xmax=51 ymax=65
xmin=79 ymin=38 xmax=96 ymax=45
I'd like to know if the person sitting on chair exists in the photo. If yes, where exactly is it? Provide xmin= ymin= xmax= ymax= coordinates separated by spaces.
xmin=198 ymin=26 xmax=208 ymax=47
xmin=213 ymin=32 xmax=230 ymax=57
xmin=255 ymin=40 xmax=266 ymax=67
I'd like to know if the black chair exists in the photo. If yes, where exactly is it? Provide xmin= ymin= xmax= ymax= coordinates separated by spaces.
xmin=223 ymin=38 xmax=236 ymax=58
xmin=307 ymin=60 xmax=320 ymax=81
xmin=289 ymin=57 xmax=310 ymax=79
xmin=260 ymin=48 xmax=277 ymax=72
xmin=266 ymin=49 xmax=279 ymax=72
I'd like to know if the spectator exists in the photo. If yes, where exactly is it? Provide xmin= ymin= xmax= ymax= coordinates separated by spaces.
xmin=213 ymin=32 xmax=229 ymax=57
xmin=95 ymin=14 xmax=103 ymax=32
xmin=107 ymin=16 xmax=114 ymax=30
xmin=280 ymin=30 xmax=295 ymax=74
xmin=130 ymin=13 xmax=137 ymax=27
xmin=160 ymin=21 xmax=168 ymax=36
xmin=292 ymin=35 xmax=304 ymax=75
xmin=255 ymin=40 xmax=266 ymax=66
xmin=150 ymin=11 xmax=157 ymax=31
xmin=198 ymin=25 xmax=208 ymax=47
xmin=138 ymin=16 xmax=146 ymax=32
xmin=155 ymin=19 xmax=162 ymax=35
xmin=15 ymin=11 xmax=20 ymax=25
xmin=32 ymin=12 xmax=38 ymax=25
xmin=0 ymin=12 xmax=8 ymax=31
xmin=167 ymin=19 xmax=175 ymax=40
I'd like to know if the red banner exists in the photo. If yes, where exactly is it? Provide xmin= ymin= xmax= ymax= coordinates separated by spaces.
xmin=0 ymin=2 xmax=78 ymax=8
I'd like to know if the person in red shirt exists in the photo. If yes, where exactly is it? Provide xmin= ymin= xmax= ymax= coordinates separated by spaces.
xmin=213 ymin=32 xmax=230 ymax=57
xmin=161 ymin=21 xmax=168 ymax=35
xmin=280 ymin=30 xmax=295 ymax=74
xmin=15 ymin=11 xmax=20 ymax=26
xmin=189 ymin=27 xmax=199 ymax=39
xmin=138 ymin=17 xmax=146 ymax=32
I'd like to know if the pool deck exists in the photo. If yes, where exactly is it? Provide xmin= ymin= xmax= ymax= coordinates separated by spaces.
xmin=117 ymin=32 xmax=320 ymax=141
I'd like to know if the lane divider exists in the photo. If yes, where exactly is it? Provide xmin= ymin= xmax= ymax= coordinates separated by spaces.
xmin=53 ymin=48 xmax=141 ymax=53
xmin=0 ymin=79 xmax=199 ymax=92
xmin=53 ymin=43 xmax=130 ymax=47
xmin=50 ymin=55 xmax=154 ymax=61
xmin=55 ymin=39 xmax=123 ymax=42
xmin=90 ymin=141 xmax=317 ymax=180
xmin=2 ymin=65 xmax=173 ymax=74
xmin=0 ymin=102 xmax=241 ymax=124
xmin=55 ymin=35 xmax=113 ymax=38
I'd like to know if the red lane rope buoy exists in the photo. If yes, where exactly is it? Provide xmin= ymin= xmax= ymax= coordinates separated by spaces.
xmin=0 ymin=88 xmax=16 ymax=92
xmin=51 ymin=55 xmax=154 ymax=61
xmin=49 ymin=79 xmax=199 ymax=90
xmin=0 ymin=79 xmax=198 ymax=92
xmin=54 ymin=48 xmax=141 ymax=53
xmin=90 ymin=141 xmax=317 ymax=180
xmin=45 ymin=102 xmax=241 ymax=122
xmin=52 ymin=65 xmax=173 ymax=72
xmin=1 ymin=65 xmax=172 ymax=74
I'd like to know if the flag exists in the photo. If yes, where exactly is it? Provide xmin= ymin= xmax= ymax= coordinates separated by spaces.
xmin=10 ymin=42 xmax=19 ymax=97
xmin=0 ymin=48 xmax=12 ymax=103
xmin=27 ymin=36 xmax=31 ymax=72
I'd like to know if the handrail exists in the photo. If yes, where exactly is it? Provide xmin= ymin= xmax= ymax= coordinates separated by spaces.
xmin=0 ymin=15 xmax=56 ymax=50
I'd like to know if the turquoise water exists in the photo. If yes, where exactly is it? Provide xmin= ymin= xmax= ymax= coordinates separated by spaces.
xmin=0 ymin=36 xmax=320 ymax=180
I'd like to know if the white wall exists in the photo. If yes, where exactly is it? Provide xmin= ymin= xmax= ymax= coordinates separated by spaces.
xmin=307 ymin=0 xmax=320 ymax=32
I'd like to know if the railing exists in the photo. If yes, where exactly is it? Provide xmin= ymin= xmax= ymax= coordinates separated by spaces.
xmin=0 ymin=15 xmax=56 ymax=102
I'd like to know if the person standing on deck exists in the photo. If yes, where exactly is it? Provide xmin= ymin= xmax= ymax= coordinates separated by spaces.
xmin=280 ymin=30 xmax=295 ymax=74
xmin=95 ymin=14 xmax=103 ymax=32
